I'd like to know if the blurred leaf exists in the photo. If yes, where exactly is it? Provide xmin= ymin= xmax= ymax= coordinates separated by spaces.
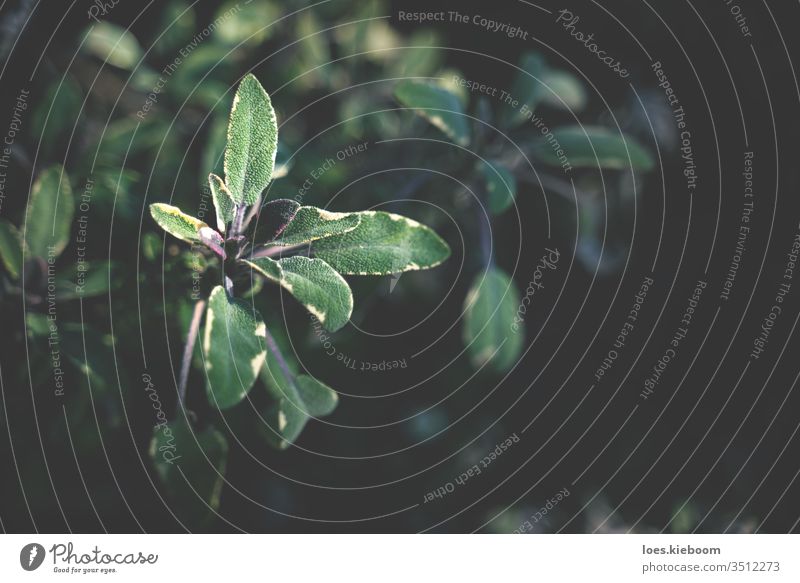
xmin=394 ymin=80 xmax=470 ymax=146
xmin=480 ymin=161 xmax=516 ymax=215
xmin=55 ymin=260 xmax=118 ymax=300
xmin=29 ymin=76 xmax=83 ymax=158
xmin=394 ymin=30 xmax=444 ymax=77
xmin=463 ymin=267 xmax=524 ymax=373
xmin=203 ymin=286 xmax=266 ymax=409
xmin=141 ymin=232 xmax=161 ymax=261
xmin=244 ymin=256 xmax=353 ymax=333
xmin=252 ymin=198 xmax=299 ymax=244
xmin=150 ymin=413 xmax=228 ymax=526
xmin=259 ymin=331 xmax=338 ymax=449
xmin=540 ymin=69 xmax=587 ymax=111
xmin=208 ymin=173 xmax=235 ymax=233
xmin=152 ymin=0 xmax=195 ymax=56
xmin=272 ymin=141 xmax=292 ymax=180
xmin=25 ymin=165 xmax=74 ymax=259
xmin=83 ymin=21 xmax=143 ymax=70
xmin=269 ymin=206 xmax=360 ymax=246
xmin=502 ymin=52 xmax=546 ymax=127
xmin=224 ymin=74 xmax=278 ymax=206
xmin=313 ymin=210 xmax=450 ymax=275
xmin=213 ymin=0 xmax=280 ymax=48
xmin=61 ymin=323 xmax=124 ymax=429
xmin=532 ymin=126 xmax=654 ymax=170
xmin=203 ymin=111 xmax=228 ymax=182
xmin=0 ymin=218 xmax=24 ymax=278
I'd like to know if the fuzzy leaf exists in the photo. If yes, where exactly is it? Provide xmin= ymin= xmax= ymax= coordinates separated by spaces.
xmin=149 ymin=203 xmax=208 ymax=244
xmin=253 ymin=199 xmax=300 ymax=244
xmin=533 ymin=126 xmax=654 ymax=170
xmin=480 ymin=161 xmax=517 ymax=215
xmin=203 ymin=286 xmax=267 ymax=409
xmin=150 ymin=413 xmax=228 ymax=526
xmin=208 ymin=173 xmax=235 ymax=233
xmin=394 ymin=80 xmax=470 ymax=146
xmin=25 ymin=165 xmax=74 ymax=260
xmin=313 ymin=211 xmax=450 ymax=275
xmin=259 ymin=336 xmax=338 ymax=449
xmin=269 ymin=206 xmax=361 ymax=246
xmin=463 ymin=267 xmax=524 ymax=373
xmin=0 ymin=218 xmax=24 ymax=279
xmin=244 ymin=256 xmax=353 ymax=332
xmin=224 ymin=74 xmax=278 ymax=205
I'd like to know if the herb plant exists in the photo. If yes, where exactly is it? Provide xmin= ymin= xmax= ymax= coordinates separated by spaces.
xmin=148 ymin=74 xmax=449 ymax=518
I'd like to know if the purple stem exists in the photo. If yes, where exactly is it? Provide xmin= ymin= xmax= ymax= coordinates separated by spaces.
xmin=177 ymin=298 xmax=206 ymax=408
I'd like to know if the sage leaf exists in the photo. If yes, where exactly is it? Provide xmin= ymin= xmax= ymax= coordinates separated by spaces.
xmin=25 ymin=165 xmax=74 ymax=260
xmin=0 ymin=218 xmax=24 ymax=279
xmin=203 ymin=285 xmax=267 ymax=409
xmin=208 ymin=173 xmax=235 ymax=233
xmin=269 ymin=206 xmax=360 ymax=246
xmin=394 ymin=80 xmax=470 ymax=146
xmin=224 ymin=74 xmax=278 ymax=206
xmin=149 ymin=203 xmax=209 ymax=244
xmin=259 ymin=334 xmax=338 ymax=449
xmin=252 ymin=198 xmax=300 ymax=244
xmin=313 ymin=211 xmax=450 ymax=275
xmin=463 ymin=267 xmax=524 ymax=373
xmin=150 ymin=413 xmax=228 ymax=526
xmin=480 ymin=161 xmax=517 ymax=215
xmin=244 ymin=256 xmax=353 ymax=332
xmin=533 ymin=126 xmax=654 ymax=170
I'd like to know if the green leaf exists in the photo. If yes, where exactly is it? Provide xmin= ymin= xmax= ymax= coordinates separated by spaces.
xmin=252 ymin=199 xmax=300 ymax=244
xmin=208 ymin=173 xmax=235 ymax=233
xmin=480 ymin=161 xmax=517 ymax=215
xmin=244 ymin=256 xmax=353 ymax=332
xmin=502 ymin=52 xmax=546 ymax=127
xmin=25 ymin=165 xmax=74 ymax=260
xmin=269 ymin=206 xmax=361 ymax=247
xmin=30 ymin=76 xmax=83 ymax=159
xmin=55 ymin=260 xmax=118 ymax=300
xmin=203 ymin=286 xmax=267 ymax=409
xmin=533 ymin=126 xmax=654 ymax=170
xmin=83 ymin=22 xmax=143 ymax=70
xmin=540 ymin=69 xmax=587 ymax=111
xmin=150 ymin=413 xmax=228 ymax=526
xmin=394 ymin=80 xmax=470 ymax=146
xmin=149 ymin=203 xmax=223 ymax=257
xmin=224 ymin=74 xmax=278 ymax=206
xmin=259 ymin=336 xmax=338 ymax=449
xmin=463 ymin=267 xmax=524 ymax=373
xmin=212 ymin=0 xmax=279 ymax=48
xmin=0 ymin=218 xmax=24 ymax=279
xmin=149 ymin=203 xmax=205 ymax=243
xmin=313 ymin=211 xmax=450 ymax=275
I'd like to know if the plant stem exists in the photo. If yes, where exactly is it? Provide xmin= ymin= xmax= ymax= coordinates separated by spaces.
xmin=177 ymin=298 xmax=206 ymax=409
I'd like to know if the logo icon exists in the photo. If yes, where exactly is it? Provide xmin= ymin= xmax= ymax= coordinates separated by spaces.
xmin=20 ymin=543 xmax=45 ymax=571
